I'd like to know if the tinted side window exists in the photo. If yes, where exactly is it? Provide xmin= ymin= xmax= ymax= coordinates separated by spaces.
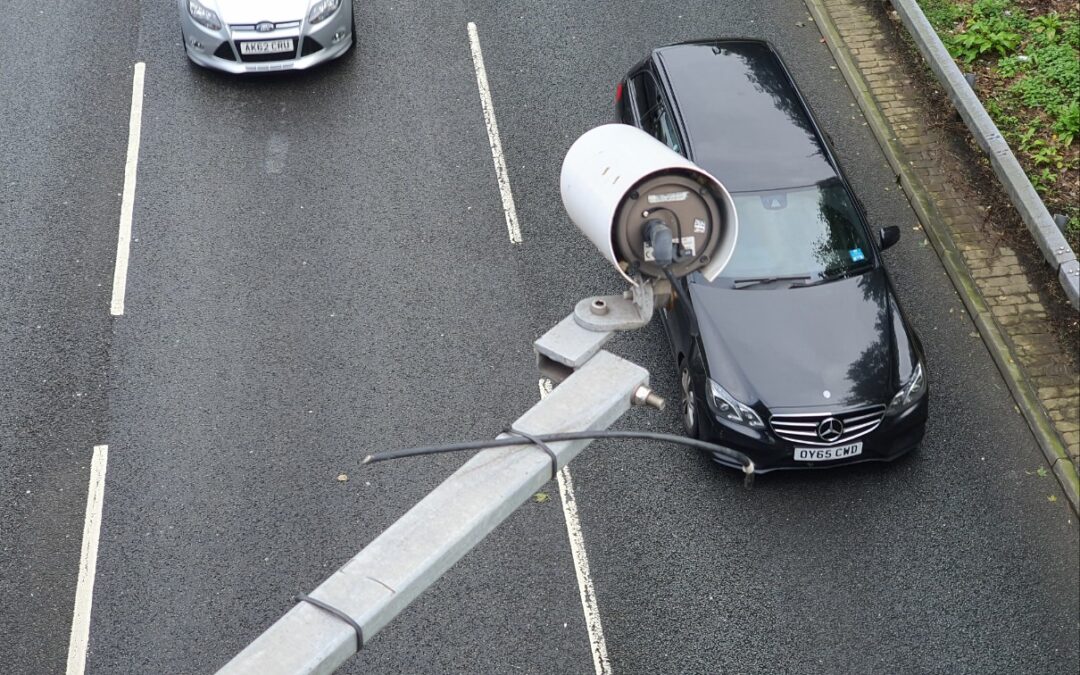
xmin=629 ymin=71 xmax=658 ymax=124
xmin=630 ymin=70 xmax=682 ymax=154
xmin=656 ymin=107 xmax=683 ymax=154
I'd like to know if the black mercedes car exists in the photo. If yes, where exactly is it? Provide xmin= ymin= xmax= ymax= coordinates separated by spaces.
xmin=616 ymin=39 xmax=928 ymax=472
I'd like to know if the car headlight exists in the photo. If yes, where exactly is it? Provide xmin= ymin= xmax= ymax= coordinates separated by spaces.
xmin=887 ymin=362 xmax=926 ymax=414
xmin=309 ymin=0 xmax=342 ymax=24
xmin=188 ymin=0 xmax=222 ymax=30
xmin=709 ymin=379 xmax=765 ymax=428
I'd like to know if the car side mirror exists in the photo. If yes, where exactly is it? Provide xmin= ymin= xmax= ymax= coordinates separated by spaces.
xmin=879 ymin=225 xmax=900 ymax=251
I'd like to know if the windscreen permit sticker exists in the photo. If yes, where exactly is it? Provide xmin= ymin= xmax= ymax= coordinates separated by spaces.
xmin=849 ymin=248 xmax=866 ymax=262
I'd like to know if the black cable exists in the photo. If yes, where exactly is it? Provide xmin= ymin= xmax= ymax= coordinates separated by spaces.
xmin=644 ymin=206 xmax=685 ymax=259
xmin=363 ymin=430 xmax=755 ymax=478
xmin=664 ymin=267 xmax=700 ymax=337
xmin=503 ymin=426 xmax=559 ymax=481
xmin=295 ymin=592 xmax=364 ymax=650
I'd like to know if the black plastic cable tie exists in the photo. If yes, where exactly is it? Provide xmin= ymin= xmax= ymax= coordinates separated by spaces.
xmin=504 ymin=427 xmax=559 ymax=481
xmin=295 ymin=592 xmax=364 ymax=650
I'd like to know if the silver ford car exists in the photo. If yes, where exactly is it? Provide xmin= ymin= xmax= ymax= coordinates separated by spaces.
xmin=179 ymin=0 xmax=354 ymax=73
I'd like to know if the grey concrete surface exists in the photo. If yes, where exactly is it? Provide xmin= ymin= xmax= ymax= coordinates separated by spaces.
xmin=1 ymin=1 xmax=1076 ymax=674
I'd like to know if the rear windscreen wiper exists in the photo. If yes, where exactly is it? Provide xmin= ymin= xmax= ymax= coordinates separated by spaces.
xmin=732 ymin=275 xmax=812 ymax=289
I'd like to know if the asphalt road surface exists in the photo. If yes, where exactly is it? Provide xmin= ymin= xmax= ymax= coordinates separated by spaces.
xmin=1 ymin=1 xmax=1076 ymax=673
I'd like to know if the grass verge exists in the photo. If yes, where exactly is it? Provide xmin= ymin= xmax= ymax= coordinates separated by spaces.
xmin=917 ymin=0 xmax=1079 ymax=250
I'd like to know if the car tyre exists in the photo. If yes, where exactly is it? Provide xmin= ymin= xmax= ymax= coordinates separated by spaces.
xmin=680 ymin=366 xmax=699 ymax=438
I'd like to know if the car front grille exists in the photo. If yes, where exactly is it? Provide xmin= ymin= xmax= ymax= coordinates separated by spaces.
xmin=229 ymin=20 xmax=302 ymax=31
xmin=770 ymin=405 xmax=886 ymax=446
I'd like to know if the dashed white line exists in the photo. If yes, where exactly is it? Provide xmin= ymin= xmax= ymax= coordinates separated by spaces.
xmin=66 ymin=444 xmax=109 ymax=675
xmin=467 ymin=22 xmax=523 ymax=244
xmin=110 ymin=62 xmax=146 ymax=316
xmin=540 ymin=379 xmax=613 ymax=675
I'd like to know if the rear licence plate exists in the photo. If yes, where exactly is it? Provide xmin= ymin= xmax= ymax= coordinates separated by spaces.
xmin=795 ymin=442 xmax=863 ymax=462
xmin=240 ymin=39 xmax=294 ymax=55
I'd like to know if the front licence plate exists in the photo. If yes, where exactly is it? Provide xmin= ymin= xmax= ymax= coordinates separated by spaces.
xmin=795 ymin=442 xmax=863 ymax=462
xmin=240 ymin=39 xmax=294 ymax=55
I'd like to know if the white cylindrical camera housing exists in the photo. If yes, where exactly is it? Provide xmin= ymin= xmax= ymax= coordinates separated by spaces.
xmin=560 ymin=124 xmax=738 ymax=284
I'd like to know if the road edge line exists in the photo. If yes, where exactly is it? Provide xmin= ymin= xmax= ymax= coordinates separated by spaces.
xmin=467 ymin=22 xmax=523 ymax=244
xmin=110 ymin=61 xmax=146 ymax=316
xmin=540 ymin=379 xmax=613 ymax=675
xmin=66 ymin=444 xmax=109 ymax=675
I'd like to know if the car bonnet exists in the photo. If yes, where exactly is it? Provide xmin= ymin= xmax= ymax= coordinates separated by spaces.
xmin=688 ymin=268 xmax=898 ymax=411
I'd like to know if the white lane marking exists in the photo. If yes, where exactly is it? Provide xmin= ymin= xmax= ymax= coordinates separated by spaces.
xmin=66 ymin=445 xmax=109 ymax=675
xmin=467 ymin=23 xmax=523 ymax=244
xmin=110 ymin=62 xmax=146 ymax=316
xmin=539 ymin=379 xmax=613 ymax=675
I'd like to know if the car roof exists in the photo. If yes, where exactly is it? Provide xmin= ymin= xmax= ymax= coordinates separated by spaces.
xmin=652 ymin=40 xmax=838 ymax=193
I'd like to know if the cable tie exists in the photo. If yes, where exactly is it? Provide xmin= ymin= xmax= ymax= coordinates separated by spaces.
xmin=295 ymin=592 xmax=364 ymax=651
xmin=503 ymin=426 xmax=559 ymax=481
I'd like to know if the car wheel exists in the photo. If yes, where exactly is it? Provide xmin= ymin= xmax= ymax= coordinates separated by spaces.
xmin=680 ymin=366 xmax=699 ymax=438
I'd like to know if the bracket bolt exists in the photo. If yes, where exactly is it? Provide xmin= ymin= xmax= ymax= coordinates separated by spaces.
xmin=632 ymin=386 xmax=666 ymax=411
xmin=590 ymin=299 xmax=609 ymax=315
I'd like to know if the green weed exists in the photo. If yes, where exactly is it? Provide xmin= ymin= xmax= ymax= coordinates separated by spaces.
xmin=1053 ymin=101 xmax=1080 ymax=146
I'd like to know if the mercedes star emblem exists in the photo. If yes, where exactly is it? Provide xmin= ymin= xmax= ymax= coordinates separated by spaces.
xmin=817 ymin=417 xmax=844 ymax=442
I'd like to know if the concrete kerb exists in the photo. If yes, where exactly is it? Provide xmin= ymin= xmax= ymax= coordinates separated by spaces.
xmin=889 ymin=0 xmax=1079 ymax=310
xmin=803 ymin=0 xmax=1080 ymax=513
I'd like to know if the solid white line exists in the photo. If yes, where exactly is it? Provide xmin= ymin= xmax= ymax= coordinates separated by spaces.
xmin=467 ymin=23 xmax=523 ymax=244
xmin=66 ymin=445 xmax=109 ymax=675
xmin=110 ymin=62 xmax=146 ymax=316
xmin=540 ymin=379 xmax=613 ymax=675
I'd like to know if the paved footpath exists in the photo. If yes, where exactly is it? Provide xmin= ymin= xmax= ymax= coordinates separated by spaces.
xmin=807 ymin=0 xmax=1080 ymax=510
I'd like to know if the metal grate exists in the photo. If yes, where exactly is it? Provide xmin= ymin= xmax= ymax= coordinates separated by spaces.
xmin=213 ymin=42 xmax=237 ymax=61
xmin=770 ymin=405 xmax=886 ymax=446
xmin=300 ymin=36 xmax=324 ymax=57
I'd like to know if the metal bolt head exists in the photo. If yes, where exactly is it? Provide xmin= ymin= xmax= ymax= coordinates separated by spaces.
xmin=632 ymin=386 xmax=666 ymax=411
xmin=590 ymin=299 xmax=609 ymax=315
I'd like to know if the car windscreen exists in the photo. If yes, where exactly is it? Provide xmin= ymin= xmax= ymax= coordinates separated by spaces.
xmin=711 ymin=180 xmax=873 ymax=286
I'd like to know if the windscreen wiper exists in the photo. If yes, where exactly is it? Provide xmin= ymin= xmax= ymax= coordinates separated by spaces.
xmin=792 ymin=263 xmax=874 ymax=287
xmin=732 ymin=275 xmax=812 ymax=289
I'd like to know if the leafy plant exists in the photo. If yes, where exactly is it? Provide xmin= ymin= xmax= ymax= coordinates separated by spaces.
xmin=1008 ymin=76 xmax=1067 ymax=109
xmin=1032 ymin=13 xmax=1063 ymax=43
xmin=1053 ymin=100 xmax=1080 ymax=146
xmin=995 ymin=55 xmax=1024 ymax=78
xmin=921 ymin=0 xmax=967 ymax=29
xmin=950 ymin=21 xmax=1023 ymax=61
xmin=986 ymin=99 xmax=1020 ymax=134
xmin=1016 ymin=124 xmax=1040 ymax=152
xmin=1029 ymin=168 xmax=1056 ymax=193
xmin=1030 ymin=144 xmax=1063 ymax=169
